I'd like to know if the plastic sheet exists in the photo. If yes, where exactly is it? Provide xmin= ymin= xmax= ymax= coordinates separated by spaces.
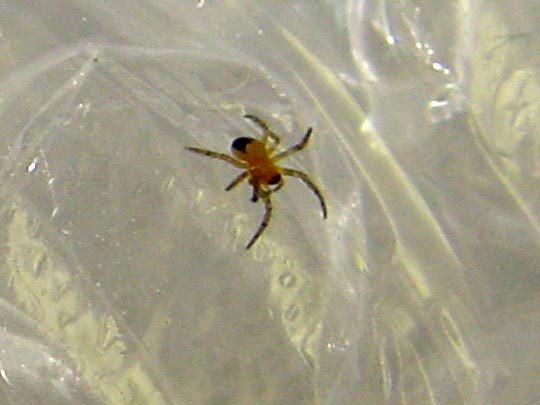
xmin=0 ymin=0 xmax=538 ymax=403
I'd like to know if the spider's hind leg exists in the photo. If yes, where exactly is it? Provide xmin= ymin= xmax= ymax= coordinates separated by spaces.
xmin=185 ymin=147 xmax=246 ymax=168
xmin=244 ymin=114 xmax=281 ymax=151
xmin=273 ymin=127 xmax=312 ymax=161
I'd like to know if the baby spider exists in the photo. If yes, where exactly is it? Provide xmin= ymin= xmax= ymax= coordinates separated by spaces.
xmin=185 ymin=114 xmax=327 ymax=249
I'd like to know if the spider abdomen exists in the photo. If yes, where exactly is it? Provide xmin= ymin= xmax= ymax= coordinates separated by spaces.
xmin=232 ymin=137 xmax=269 ymax=162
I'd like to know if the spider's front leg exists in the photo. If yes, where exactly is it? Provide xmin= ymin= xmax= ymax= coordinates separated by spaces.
xmin=225 ymin=171 xmax=249 ymax=191
xmin=249 ymin=181 xmax=276 ymax=203
xmin=248 ymin=179 xmax=261 ymax=202
xmin=282 ymin=168 xmax=327 ymax=219
xmin=246 ymin=195 xmax=273 ymax=249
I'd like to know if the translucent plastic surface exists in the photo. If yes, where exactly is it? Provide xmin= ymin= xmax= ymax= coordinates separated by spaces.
xmin=0 ymin=0 xmax=538 ymax=404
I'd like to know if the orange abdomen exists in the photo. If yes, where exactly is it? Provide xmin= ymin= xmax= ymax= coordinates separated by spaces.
xmin=232 ymin=137 xmax=281 ymax=185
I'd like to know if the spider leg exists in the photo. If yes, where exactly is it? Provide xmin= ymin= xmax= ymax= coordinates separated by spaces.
xmin=273 ymin=127 xmax=312 ymax=161
xmin=282 ymin=168 xmax=327 ymax=219
xmin=246 ymin=195 xmax=273 ymax=249
xmin=250 ymin=183 xmax=260 ymax=202
xmin=225 ymin=171 xmax=249 ymax=191
xmin=185 ymin=147 xmax=246 ymax=168
xmin=243 ymin=114 xmax=281 ymax=151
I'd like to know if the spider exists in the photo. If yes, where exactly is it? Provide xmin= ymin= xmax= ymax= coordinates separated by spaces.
xmin=185 ymin=114 xmax=328 ymax=249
